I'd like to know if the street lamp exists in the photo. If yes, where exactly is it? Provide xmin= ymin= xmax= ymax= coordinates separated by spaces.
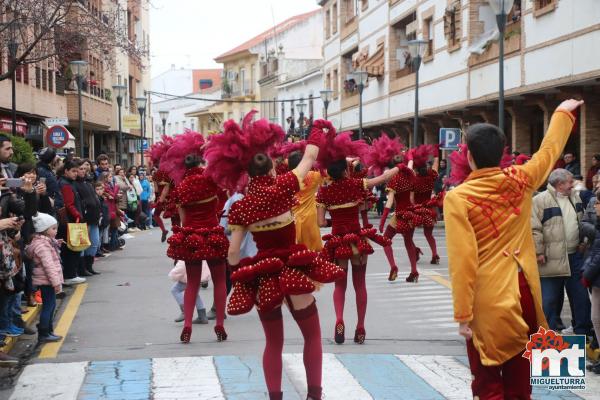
xmin=488 ymin=0 xmax=515 ymax=133
xmin=408 ymin=39 xmax=428 ymax=147
xmin=69 ymin=60 xmax=89 ymax=157
xmin=159 ymin=110 xmax=169 ymax=135
xmin=112 ymin=84 xmax=127 ymax=163
xmin=296 ymin=102 xmax=307 ymax=140
xmin=136 ymin=95 xmax=147 ymax=168
xmin=319 ymin=89 xmax=333 ymax=120
xmin=349 ymin=70 xmax=368 ymax=140
xmin=7 ymin=23 xmax=19 ymax=137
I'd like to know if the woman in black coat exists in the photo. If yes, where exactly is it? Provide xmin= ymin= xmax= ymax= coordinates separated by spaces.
xmin=583 ymin=192 xmax=600 ymax=374
xmin=75 ymin=160 xmax=101 ymax=275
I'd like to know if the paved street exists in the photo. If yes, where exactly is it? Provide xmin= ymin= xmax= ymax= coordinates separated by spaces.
xmin=2 ymin=220 xmax=599 ymax=399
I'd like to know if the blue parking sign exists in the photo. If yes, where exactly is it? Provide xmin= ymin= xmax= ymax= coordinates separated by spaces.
xmin=439 ymin=128 xmax=461 ymax=149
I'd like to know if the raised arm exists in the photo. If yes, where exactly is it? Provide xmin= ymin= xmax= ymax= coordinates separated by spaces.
xmin=366 ymin=167 xmax=399 ymax=189
xmin=522 ymin=99 xmax=583 ymax=189
xmin=292 ymin=143 xmax=319 ymax=181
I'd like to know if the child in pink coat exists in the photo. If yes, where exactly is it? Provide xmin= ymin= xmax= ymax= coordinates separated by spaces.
xmin=26 ymin=213 xmax=64 ymax=343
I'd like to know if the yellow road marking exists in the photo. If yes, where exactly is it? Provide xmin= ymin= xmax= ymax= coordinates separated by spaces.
xmin=424 ymin=273 xmax=452 ymax=289
xmin=39 ymin=283 xmax=88 ymax=359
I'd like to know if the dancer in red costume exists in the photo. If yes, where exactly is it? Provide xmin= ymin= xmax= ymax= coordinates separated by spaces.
xmin=411 ymin=145 xmax=441 ymax=265
xmin=148 ymin=136 xmax=174 ymax=243
xmin=316 ymin=128 xmax=399 ymax=345
xmin=162 ymin=131 xmax=229 ymax=343
xmin=204 ymin=114 xmax=344 ymax=400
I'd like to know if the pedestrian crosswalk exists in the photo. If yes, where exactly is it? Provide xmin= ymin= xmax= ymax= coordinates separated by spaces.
xmin=8 ymin=353 xmax=600 ymax=399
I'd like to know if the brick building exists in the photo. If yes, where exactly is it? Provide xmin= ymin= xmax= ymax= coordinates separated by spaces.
xmin=319 ymin=0 xmax=600 ymax=172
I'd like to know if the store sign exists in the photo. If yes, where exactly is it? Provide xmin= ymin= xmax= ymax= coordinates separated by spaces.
xmin=44 ymin=118 xmax=69 ymax=126
xmin=136 ymin=139 xmax=149 ymax=151
xmin=123 ymin=115 xmax=141 ymax=129
xmin=45 ymin=125 xmax=70 ymax=148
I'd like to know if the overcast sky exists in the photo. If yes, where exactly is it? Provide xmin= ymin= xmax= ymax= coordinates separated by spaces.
xmin=149 ymin=0 xmax=320 ymax=77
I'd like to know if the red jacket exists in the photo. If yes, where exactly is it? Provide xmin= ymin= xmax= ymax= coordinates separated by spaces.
xmin=586 ymin=166 xmax=599 ymax=190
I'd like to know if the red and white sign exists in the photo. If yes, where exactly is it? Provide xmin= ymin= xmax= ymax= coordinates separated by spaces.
xmin=0 ymin=116 xmax=27 ymax=136
xmin=46 ymin=125 xmax=70 ymax=148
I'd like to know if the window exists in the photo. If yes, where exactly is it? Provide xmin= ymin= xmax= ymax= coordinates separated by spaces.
xmin=342 ymin=0 xmax=357 ymax=24
xmin=390 ymin=12 xmax=417 ymax=80
xmin=423 ymin=15 xmax=434 ymax=60
xmin=444 ymin=2 xmax=462 ymax=52
xmin=42 ymin=69 xmax=47 ymax=90
xmin=534 ymin=0 xmax=555 ymax=17
xmin=332 ymin=68 xmax=339 ymax=98
xmin=48 ymin=69 xmax=54 ymax=92
xmin=325 ymin=8 xmax=331 ymax=38
xmin=35 ymin=66 xmax=41 ymax=88
xmin=332 ymin=2 xmax=338 ymax=33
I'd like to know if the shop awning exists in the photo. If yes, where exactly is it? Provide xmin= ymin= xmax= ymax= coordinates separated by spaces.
xmin=0 ymin=115 xmax=27 ymax=136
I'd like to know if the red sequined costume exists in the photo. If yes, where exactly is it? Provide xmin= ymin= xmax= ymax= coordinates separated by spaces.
xmin=379 ymin=165 xmax=422 ymax=282
xmin=227 ymin=171 xmax=344 ymax=315
xmin=166 ymin=167 xmax=229 ymax=262
xmin=166 ymin=165 xmax=229 ymax=344
xmin=317 ymin=176 xmax=391 ymax=346
xmin=410 ymin=168 xmax=440 ymax=264
xmin=317 ymin=177 xmax=390 ymax=262
xmin=350 ymin=167 xmax=376 ymax=229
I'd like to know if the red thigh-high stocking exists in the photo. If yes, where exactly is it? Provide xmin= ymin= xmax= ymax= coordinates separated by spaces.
xmin=401 ymin=229 xmax=418 ymax=274
xmin=423 ymin=226 xmax=438 ymax=258
xmin=383 ymin=226 xmax=398 ymax=279
xmin=207 ymin=260 xmax=226 ymax=327
xmin=351 ymin=262 xmax=367 ymax=331
xmin=258 ymin=307 xmax=284 ymax=399
xmin=333 ymin=260 xmax=348 ymax=325
xmin=183 ymin=262 xmax=202 ymax=329
xmin=154 ymin=210 xmax=167 ymax=233
xmin=289 ymin=298 xmax=322 ymax=400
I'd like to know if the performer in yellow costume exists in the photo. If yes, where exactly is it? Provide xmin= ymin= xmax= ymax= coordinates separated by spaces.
xmin=288 ymin=151 xmax=323 ymax=251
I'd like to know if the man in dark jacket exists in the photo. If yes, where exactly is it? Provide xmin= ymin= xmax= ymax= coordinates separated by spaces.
xmin=37 ymin=147 xmax=63 ymax=210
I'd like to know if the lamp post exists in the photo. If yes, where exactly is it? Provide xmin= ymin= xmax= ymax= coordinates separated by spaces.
xmin=488 ymin=0 xmax=514 ymax=133
xmin=408 ymin=39 xmax=428 ymax=147
xmin=136 ymin=95 xmax=147 ymax=168
xmin=112 ymin=84 xmax=127 ymax=163
xmin=319 ymin=89 xmax=333 ymax=120
xmin=296 ymin=102 xmax=307 ymax=140
xmin=159 ymin=110 xmax=169 ymax=135
xmin=350 ymin=70 xmax=368 ymax=140
xmin=69 ymin=60 xmax=89 ymax=157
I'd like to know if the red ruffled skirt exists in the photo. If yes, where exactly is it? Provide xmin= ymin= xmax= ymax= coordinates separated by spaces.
xmin=227 ymin=244 xmax=346 ymax=315
xmin=166 ymin=225 xmax=229 ymax=262
xmin=320 ymin=228 xmax=391 ymax=262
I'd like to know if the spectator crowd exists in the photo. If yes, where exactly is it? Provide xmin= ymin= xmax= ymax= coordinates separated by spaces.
xmin=0 ymin=137 xmax=159 ymax=365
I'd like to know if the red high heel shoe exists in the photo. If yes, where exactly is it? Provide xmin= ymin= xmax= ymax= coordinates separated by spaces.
xmin=215 ymin=325 xmax=227 ymax=342
xmin=334 ymin=321 xmax=345 ymax=344
xmin=354 ymin=327 xmax=366 ymax=344
xmin=180 ymin=326 xmax=191 ymax=343
xmin=388 ymin=266 xmax=398 ymax=282
xmin=415 ymin=247 xmax=423 ymax=262
xmin=405 ymin=272 xmax=419 ymax=283
xmin=431 ymin=255 xmax=440 ymax=265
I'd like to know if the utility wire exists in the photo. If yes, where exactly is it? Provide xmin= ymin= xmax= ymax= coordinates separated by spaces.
xmin=148 ymin=90 xmax=322 ymax=104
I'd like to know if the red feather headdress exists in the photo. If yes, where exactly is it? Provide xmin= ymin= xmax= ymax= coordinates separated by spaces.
xmin=312 ymin=120 xmax=369 ymax=171
xmin=160 ymin=130 xmax=206 ymax=185
xmin=448 ymin=144 xmax=514 ymax=186
xmin=280 ymin=141 xmax=307 ymax=158
xmin=203 ymin=110 xmax=285 ymax=192
xmin=410 ymin=144 xmax=439 ymax=168
xmin=515 ymin=154 xmax=531 ymax=165
xmin=147 ymin=135 xmax=175 ymax=168
xmin=365 ymin=134 xmax=405 ymax=176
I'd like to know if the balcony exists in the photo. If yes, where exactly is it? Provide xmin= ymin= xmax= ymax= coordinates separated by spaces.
xmin=66 ymin=90 xmax=113 ymax=128
xmin=222 ymin=80 xmax=254 ymax=99
xmin=341 ymin=80 xmax=359 ymax=110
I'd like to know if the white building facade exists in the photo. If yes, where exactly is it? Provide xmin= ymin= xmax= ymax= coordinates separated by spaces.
xmin=319 ymin=0 xmax=600 ymax=170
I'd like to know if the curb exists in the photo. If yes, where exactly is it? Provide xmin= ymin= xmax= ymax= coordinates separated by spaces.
xmin=1 ymin=304 xmax=40 ymax=353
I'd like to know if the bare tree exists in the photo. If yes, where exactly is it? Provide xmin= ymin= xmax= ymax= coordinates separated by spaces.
xmin=0 ymin=0 xmax=148 ymax=82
